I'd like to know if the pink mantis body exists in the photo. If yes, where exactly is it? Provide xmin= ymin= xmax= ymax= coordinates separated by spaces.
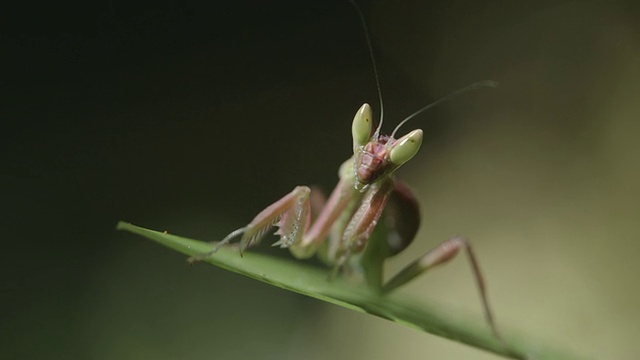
xmin=189 ymin=99 xmax=500 ymax=337
xmin=188 ymin=2 xmax=501 ymax=338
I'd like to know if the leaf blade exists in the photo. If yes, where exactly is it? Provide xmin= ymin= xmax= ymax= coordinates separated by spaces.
xmin=116 ymin=221 xmax=587 ymax=360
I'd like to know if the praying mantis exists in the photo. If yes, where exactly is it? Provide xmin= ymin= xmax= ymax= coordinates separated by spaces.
xmin=189 ymin=2 xmax=501 ymax=339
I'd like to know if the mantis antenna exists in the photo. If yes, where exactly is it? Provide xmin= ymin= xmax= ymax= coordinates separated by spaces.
xmin=390 ymin=80 xmax=499 ymax=139
xmin=349 ymin=1 xmax=498 ymax=141
xmin=349 ymin=0 xmax=385 ymax=139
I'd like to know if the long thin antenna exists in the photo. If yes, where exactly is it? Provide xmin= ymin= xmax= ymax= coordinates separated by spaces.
xmin=349 ymin=0 xmax=385 ymax=138
xmin=390 ymin=80 xmax=498 ymax=139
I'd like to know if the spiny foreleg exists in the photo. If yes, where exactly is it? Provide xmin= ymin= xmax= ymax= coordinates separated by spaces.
xmin=187 ymin=186 xmax=311 ymax=263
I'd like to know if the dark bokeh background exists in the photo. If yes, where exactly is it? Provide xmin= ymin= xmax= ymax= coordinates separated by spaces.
xmin=3 ymin=1 xmax=639 ymax=359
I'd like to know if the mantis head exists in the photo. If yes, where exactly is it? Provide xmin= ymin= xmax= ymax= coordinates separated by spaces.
xmin=351 ymin=103 xmax=423 ymax=191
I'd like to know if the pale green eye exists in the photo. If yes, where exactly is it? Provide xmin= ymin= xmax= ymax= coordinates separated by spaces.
xmin=352 ymin=103 xmax=373 ymax=150
xmin=389 ymin=129 xmax=423 ymax=165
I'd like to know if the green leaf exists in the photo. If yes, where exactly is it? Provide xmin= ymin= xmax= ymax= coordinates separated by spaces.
xmin=116 ymin=221 xmax=586 ymax=360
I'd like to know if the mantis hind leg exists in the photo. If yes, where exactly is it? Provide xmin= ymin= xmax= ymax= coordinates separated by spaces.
xmin=382 ymin=236 xmax=501 ymax=339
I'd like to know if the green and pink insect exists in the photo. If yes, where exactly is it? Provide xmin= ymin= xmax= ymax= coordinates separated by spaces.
xmin=189 ymin=4 xmax=500 ymax=338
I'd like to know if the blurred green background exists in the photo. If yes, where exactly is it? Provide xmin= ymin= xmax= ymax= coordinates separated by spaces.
xmin=3 ymin=1 xmax=639 ymax=359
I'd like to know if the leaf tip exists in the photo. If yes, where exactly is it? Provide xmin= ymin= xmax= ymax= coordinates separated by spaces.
xmin=116 ymin=221 xmax=130 ymax=231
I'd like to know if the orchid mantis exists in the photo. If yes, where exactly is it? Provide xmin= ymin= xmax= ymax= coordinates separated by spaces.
xmin=188 ymin=2 xmax=501 ymax=339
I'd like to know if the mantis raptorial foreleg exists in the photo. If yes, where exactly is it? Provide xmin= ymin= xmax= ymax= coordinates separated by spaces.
xmin=187 ymin=186 xmax=312 ymax=263
xmin=187 ymin=167 xmax=359 ymax=264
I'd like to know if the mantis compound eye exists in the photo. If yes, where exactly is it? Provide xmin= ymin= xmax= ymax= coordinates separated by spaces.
xmin=389 ymin=129 xmax=423 ymax=166
xmin=351 ymin=103 xmax=374 ymax=150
